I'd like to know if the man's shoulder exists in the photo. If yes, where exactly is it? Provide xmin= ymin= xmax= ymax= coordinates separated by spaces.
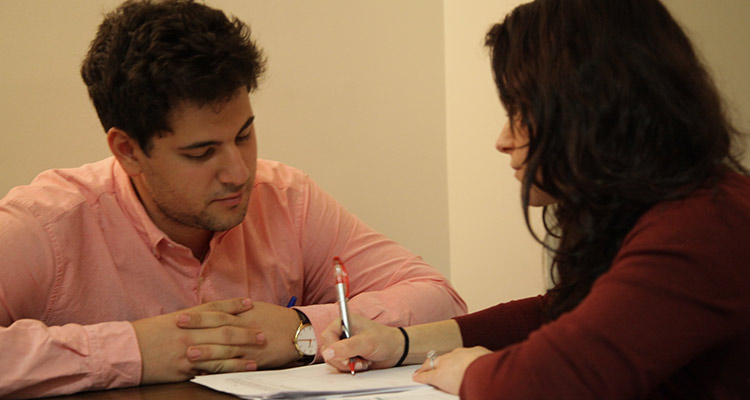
xmin=254 ymin=159 xmax=311 ymax=190
xmin=1 ymin=158 xmax=117 ymax=220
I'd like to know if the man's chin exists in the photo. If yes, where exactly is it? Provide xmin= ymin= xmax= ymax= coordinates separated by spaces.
xmin=209 ymin=209 xmax=249 ymax=232
xmin=197 ymin=197 xmax=250 ymax=231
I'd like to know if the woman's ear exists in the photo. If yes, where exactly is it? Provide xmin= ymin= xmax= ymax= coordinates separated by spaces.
xmin=107 ymin=127 xmax=143 ymax=176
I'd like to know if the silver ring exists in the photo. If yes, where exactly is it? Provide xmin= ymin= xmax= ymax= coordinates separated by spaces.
xmin=426 ymin=350 xmax=437 ymax=369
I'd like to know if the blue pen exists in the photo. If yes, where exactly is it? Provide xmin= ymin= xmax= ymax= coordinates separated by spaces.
xmin=286 ymin=296 xmax=297 ymax=308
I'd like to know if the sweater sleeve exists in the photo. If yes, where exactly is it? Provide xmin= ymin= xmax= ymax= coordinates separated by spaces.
xmin=454 ymin=296 xmax=545 ymax=351
xmin=459 ymin=183 xmax=750 ymax=399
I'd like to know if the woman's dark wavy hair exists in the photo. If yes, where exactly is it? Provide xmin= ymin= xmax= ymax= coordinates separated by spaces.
xmin=486 ymin=0 xmax=747 ymax=320
xmin=81 ymin=0 xmax=266 ymax=154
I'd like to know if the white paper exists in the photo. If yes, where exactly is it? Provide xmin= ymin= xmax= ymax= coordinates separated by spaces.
xmin=191 ymin=364 xmax=458 ymax=399
xmin=333 ymin=386 xmax=458 ymax=399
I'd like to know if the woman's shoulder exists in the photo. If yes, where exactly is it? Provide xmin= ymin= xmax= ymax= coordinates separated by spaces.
xmin=637 ymin=171 xmax=750 ymax=233
xmin=619 ymin=171 xmax=750 ymax=272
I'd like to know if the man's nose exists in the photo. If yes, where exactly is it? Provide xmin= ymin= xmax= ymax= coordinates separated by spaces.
xmin=217 ymin=146 xmax=250 ymax=185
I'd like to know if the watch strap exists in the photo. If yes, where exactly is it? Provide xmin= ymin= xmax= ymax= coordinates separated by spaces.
xmin=294 ymin=308 xmax=310 ymax=325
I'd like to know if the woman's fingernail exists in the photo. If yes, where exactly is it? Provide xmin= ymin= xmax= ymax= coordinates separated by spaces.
xmin=177 ymin=314 xmax=190 ymax=325
xmin=242 ymin=298 xmax=253 ymax=307
xmin=256 ymin=332 xmax=265 ymax=343
xmin=322 ymin=348 xmax=335 ymax=361
xmin=187 ymin=347 xmax=201 ymax=359
xmin=246 ymin=361 xmax=257 ymax=371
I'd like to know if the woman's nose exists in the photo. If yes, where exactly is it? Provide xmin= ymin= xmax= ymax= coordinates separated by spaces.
xmin=496 ymin=120 xmax=514 ymax=154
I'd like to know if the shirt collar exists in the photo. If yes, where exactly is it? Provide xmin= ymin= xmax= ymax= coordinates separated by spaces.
xmin=112 ymin=158 xmax=171 ymax=254
xmin=111 ymin=157 xmax=235 ymax=258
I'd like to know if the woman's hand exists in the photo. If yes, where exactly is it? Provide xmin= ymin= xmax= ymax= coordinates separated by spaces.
xmin=412 ymin=346 xmax=491 ymax=395
xmin=320 ymin=313 xmax=405 ymax=372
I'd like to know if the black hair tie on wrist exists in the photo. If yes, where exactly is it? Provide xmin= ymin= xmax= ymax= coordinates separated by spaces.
xmin=394 ymin=327 xmax=409 ymax=367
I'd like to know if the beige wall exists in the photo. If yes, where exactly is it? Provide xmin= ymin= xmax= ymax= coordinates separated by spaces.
xmin=443 ymin=0 xmax=547 ymax=312
xmin=663 ymin=0 xmax=750 ymax=166
xmin=0 ymin=1 xmax=118 ymax=190
xmin=1 ymin=1 xmax=748 ymax=313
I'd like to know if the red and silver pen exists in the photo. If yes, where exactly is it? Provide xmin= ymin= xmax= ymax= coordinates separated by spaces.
xmin=333 ymin=257 xmax=356 ymax=375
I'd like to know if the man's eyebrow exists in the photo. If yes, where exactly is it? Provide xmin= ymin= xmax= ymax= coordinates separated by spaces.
xmin=237 ymin=115 xmax=255 ymax=136
xmin=177 ymin=116 xmax=255 ymax=151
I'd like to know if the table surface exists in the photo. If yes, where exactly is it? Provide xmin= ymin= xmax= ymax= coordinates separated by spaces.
xmin=47 ymin=381 xmax=236 ymax=399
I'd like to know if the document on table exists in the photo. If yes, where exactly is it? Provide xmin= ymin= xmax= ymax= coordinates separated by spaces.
xmin=333 ymin=386 xmax=458 ymax=399
xmin=191 ymin=363 xmax=457 ymax=399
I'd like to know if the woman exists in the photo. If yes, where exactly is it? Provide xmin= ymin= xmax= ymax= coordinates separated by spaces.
xmin=320 ymin=0 xmax=750 ymax=398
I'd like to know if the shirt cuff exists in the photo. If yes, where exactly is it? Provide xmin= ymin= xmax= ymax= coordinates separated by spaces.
xmin=83 ymin=321 xmax=142 ymax=389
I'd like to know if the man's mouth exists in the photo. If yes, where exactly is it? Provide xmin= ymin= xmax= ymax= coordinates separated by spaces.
xmin=213 ymin=191 xmax=244 ymax=206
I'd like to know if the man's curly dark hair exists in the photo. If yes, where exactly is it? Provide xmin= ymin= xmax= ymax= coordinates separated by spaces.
xmin=81 ymin=0 xmax=266 ymax=154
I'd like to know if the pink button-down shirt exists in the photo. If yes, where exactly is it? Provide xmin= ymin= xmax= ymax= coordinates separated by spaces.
xmin=0 ymin=157 xmax=466 ymax=398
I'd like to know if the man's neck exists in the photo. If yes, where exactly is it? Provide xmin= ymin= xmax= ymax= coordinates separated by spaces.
xmin=164 ymin=226 xmax=213 ymax=261
xmin=130 ymin=178 xmax=213 ymax=261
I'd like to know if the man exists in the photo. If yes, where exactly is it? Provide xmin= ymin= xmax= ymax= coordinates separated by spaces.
xmin=0 ymin=0 xmax=466 ymax=397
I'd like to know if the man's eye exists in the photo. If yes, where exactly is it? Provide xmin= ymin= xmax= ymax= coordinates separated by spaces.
xmin=236 ymin=134 xmax=251 ymax=143
xmin=185 ymin=148 xmax=214 ymax=160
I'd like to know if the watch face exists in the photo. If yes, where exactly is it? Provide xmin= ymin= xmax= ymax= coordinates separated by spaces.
xmin=296 ymin=324 xmax=317 ymax=356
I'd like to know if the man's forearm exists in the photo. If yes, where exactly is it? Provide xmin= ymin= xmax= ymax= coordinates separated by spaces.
xmin=0 ymin=319 xmax=141 ymax=398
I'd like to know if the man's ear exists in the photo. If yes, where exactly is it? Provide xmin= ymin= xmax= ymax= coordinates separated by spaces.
xmin=107 ymin=127 xmax=143 ymax=176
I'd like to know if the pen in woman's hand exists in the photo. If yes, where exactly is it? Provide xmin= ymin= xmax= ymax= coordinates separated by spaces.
xmin=334 ymin=257 xmax=357 ymax=375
